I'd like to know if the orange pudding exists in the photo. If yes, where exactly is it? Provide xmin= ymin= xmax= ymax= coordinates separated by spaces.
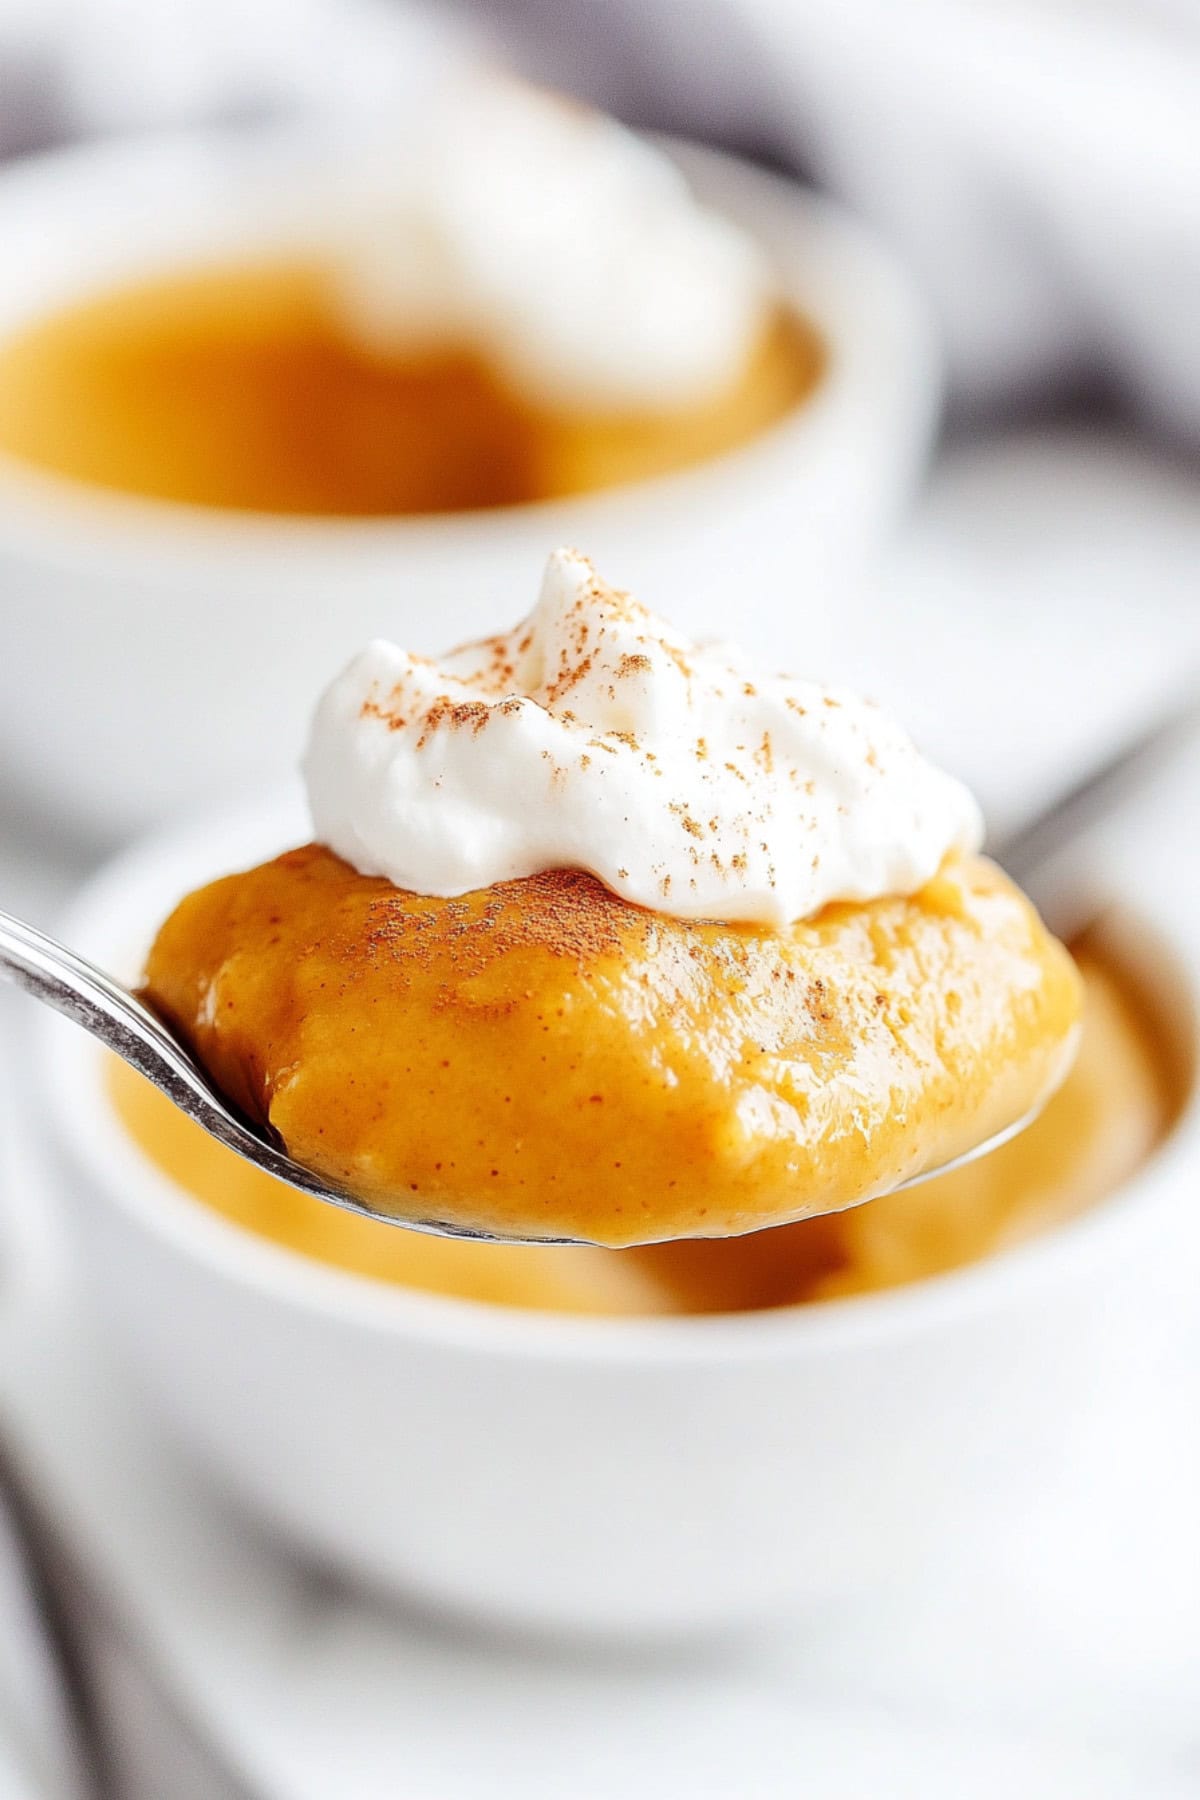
xmin=140 ymin=844 xmax=1081 ymax=1247
xmin=113 ymin=935 xmax=1164 ymax=1312
xmin=0 ymin=259 xmax=820 ymax=515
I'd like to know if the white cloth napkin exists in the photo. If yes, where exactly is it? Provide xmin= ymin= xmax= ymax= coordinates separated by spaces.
xmin=0 ymin=1027 xmax=89 ymax=1800
xmin=0 ymin=1506 xmax=65 ymax=1800
xmin=0 ymin=0 xmax=458 ymax=137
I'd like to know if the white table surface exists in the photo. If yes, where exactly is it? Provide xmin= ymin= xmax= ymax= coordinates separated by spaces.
xmin=2 ymin=426 xmax=1200 ymax=1799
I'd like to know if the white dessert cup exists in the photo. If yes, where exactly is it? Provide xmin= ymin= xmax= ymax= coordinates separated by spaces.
xmin=0 ymin=126 xmax=939 ymax=842
xmin=35 ymin=789 xmax=1200 ymax=1637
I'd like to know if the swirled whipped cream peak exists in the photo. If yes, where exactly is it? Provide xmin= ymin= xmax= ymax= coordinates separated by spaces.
xmin=304 ymin=550 xmax=983 ymax=928
xmin=333 ymin=73 xmax=773 ymax=413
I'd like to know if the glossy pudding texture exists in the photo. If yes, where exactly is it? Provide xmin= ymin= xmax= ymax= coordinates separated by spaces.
xmin=0 ymin=261 xmax=819 ymax=515
xmin=142 ymin=843 xmax=1080 ymax=1247
xmin=113 ymin=935 xmax=1166 ymax=1312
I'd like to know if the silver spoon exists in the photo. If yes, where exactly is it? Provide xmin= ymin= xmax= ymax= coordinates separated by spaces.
xmin=15 ymin=689 xmax=1198 ymax=1248
xmin=0 ymin=899 xmax=1048 ymax=1244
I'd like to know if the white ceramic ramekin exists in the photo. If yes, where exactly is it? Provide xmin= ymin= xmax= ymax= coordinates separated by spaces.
xmin=34 ymin=790 xmax=1200 ymax=1636
xmin=0 ymin=125 xmax=938 ymax=843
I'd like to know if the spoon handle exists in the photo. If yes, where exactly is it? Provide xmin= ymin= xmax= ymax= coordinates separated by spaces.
xmin=0 ymin=907 xmax=202 ymax=1096
xmin=993 ymin=687 xmax=1200 ymax=885
xmin=0 ymin=906 xmax=369 ymax=1218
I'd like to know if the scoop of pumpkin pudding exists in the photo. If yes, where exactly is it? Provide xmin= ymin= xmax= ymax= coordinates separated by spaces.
xmin=144 ymin=550 xmax=1081 ymax=1246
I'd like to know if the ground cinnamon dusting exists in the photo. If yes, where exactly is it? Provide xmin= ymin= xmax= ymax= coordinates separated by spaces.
xmin=359 ymin=697 xmax=407 ymax=732
xmin=357 ymin=865 xmax=636 ymax=995
xmin=415 ymin=696 xmax=493 ymax=748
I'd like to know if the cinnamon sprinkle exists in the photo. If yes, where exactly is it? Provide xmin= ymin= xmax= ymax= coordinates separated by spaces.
xmin=359 ymin=697 xmax=406 ymax=732
xmin=358 ymin=866 xmax=638 ymax=999
xmin=415 ymin=697 xmax=493 ymax=748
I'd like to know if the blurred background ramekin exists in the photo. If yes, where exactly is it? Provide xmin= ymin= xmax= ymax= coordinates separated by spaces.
xmin=34 ymin=789 xmax=1200 ymax=1637
xmin=0 ymin=126 xmax=937 ymax=848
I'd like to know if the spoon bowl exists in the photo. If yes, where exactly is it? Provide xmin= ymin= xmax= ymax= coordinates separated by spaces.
xmin=0 ymin=904 xmax=1040 ymax=1244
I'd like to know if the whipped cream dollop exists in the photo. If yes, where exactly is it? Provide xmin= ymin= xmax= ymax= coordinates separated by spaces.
xmin=333 ymin=74 xmax=773 ymax=414
xmin=305 ymin=550 xmax=983 ymax=928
